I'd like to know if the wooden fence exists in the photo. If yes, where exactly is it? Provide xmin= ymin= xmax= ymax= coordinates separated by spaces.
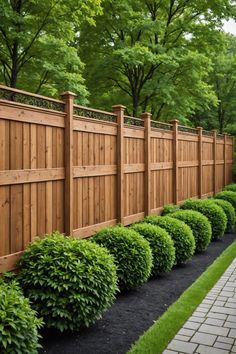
xmin=0 ymin=85 xmax=233 ymax=272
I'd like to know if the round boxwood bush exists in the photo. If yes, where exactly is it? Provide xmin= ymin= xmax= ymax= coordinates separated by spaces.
xmin=18 ymin=232 xmax=118 ymax=332
xmin=0 ymin=279 xmax=42 ymax=353
xmin=161 ymin=204 xmax=180 ymax=216
xmin=181 ymin=199 xmax=227 ymax=240
xmin=211 ymin=198 xmax=236 ymax=232
xmin=93 ymin=226 xmax=152 ymax=290
xmin=169 ymin=210 xmax=212 ymax=252
xmin=143 ymin=215 xmax=195 ymax=265
xmin=130 ymin=223 xmax=175 ymax=276
xmin=215 ymin=190 xmax=236 ymax=210
xmin=224 ymin=183 xmax=236 ymax=192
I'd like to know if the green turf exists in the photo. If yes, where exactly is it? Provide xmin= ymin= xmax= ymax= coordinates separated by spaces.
xmin=128 ymin=240 xmax=236 ymax=354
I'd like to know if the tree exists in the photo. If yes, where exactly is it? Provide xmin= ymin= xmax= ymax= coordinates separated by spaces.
xmin=79 ymin=0 xmax=235 ymax=117
xmin=0 ymin=0 xmax=102 ymax=101
xmin=191 ymin=35 xmax=236 ymax=133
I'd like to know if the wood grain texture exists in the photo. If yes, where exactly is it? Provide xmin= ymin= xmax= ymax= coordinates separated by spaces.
xmin=0 ymin=86 xmax=233 ymax=271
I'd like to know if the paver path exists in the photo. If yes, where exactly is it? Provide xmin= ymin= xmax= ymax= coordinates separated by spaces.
xmin=164 ymin=258 xmax=236 ymax=354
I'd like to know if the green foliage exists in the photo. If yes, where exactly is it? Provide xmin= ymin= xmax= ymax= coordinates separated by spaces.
xmin=211 ymin=198 xmax=236 ymax=232
xmin=181 ymin=199 xmax=227 ymax=240
xmin=169 ymin=210 xmax=212 ymax=253
xmin=79 ymin=0 xmax=234 ymax=118
xmin=215 ymin=190 xmax=236 ymax=210
xmin=130 ymin=223 xmax=175 ymax=276
xmin=224 ymin=183 xmax=236 ymax=192
xmin=143 ymin=216 xmax=195 ymax=265
xmin=0 ymin=279 xmax=42 ymax=354
xmin=18 ymin=232 xmax=118 ymax=332
xmin=0 ymin=0 xmax=102 ymax=100
xmin=192 ymin=35 xmax=236 ymax=132
xmin=161 ymin=204 xmax=180 ymax=216
xmin=93 ymin=226 xmax=153 ymax=290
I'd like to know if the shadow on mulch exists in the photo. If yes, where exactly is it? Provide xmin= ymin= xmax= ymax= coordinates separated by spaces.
xmin=40 ymin=231 xmax=236 ymax=354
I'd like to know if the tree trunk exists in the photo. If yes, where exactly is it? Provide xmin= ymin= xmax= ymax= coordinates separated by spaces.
xmin=10 ymin=42 xmax=18 ymax=88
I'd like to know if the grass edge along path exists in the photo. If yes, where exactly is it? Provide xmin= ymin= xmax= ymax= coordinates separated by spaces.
xmin=128 ymin=240 xmax=236 ymax=354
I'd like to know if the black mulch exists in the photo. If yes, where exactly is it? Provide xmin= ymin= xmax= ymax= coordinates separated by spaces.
xmin=40 ymin=231 xmax=236 ymax=354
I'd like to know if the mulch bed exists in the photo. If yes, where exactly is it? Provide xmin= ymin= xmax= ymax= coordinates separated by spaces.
xmin=40 ymin=231 xmax=236 ymax=354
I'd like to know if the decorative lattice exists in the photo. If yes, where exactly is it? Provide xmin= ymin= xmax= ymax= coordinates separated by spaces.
xmin=151 ymin=120 xmax=172 ymax=131
xmin=178 ymin=125 xmax=198 ymax=134
xmin=0 ymin=87 xmax=64 ymax=112
xmin=74 ymin=106 xmax=117 ymax=123
xmin=202 ymin=130 xmax=213 ymax=137
xmin=217 ymin=134 xmax=224 ymax=140
xmin=124 ymin=116 xmax=144 ymax=127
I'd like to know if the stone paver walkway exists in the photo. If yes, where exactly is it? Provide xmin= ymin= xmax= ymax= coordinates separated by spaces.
xmin=164 ymin=258 xmax=236 ymax=354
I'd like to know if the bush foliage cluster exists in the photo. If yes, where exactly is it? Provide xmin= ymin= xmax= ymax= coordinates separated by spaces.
xmin=18 ymin=233 xmax=118 ymax=332
xmin=93 ymin=226 xmax=153 ymax=290
xmin=144 ymin=215 xmax=195 ymax=264
xmin=0 ymin=279 xmax=42 ymax=354
xmin=3 ymin=183 xmax=236 ymax=352
xmin=169 ymin=210 xmax=212 ymax=252
xmin=130 ymin=223 xmax=175 ymax=276
xmin=181 ymin=199 xmax=227 ymax=240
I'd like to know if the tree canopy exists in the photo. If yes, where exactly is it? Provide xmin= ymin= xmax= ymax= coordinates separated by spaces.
xmin=0 ymin=0 xmax=102 ymax=102
xmin=0 ymin=0 xmax=236 ymax=131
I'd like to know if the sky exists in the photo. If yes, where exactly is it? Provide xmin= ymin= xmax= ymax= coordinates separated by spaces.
xmin=223 ymin=19 xmax=236 ymax=35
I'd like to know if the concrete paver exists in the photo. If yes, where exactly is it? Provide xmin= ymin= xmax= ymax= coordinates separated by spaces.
xmin=164 ymin=258 xmax=236 ymax=353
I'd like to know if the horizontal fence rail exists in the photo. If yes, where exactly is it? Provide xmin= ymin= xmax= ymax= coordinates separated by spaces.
xmin=0 ymin=85 xmax=234 ymax=272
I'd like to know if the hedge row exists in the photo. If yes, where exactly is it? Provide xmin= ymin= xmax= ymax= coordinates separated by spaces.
xmin=2 ymin=184 xmax=236 ymax=352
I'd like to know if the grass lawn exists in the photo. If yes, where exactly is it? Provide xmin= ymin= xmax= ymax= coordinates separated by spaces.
xmin=128 ymin=239 xmax=236 ymax=354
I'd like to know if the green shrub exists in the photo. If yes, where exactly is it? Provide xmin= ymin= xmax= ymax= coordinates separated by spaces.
xmin=143 ymin=216 xmax=195 ymax=265
xmin=181 ymin=199 xmax=227 ymax=240
xmin=18 ymin=232 xmax=118 ymax=332
xmin=0 ymin=279 xmax=42 ymax=353
xmin=169 ymin=210 xmax=211 ymax=252
xmin=161 ymin=204 xmax=180 ymax=216
xmin=215 ymin=190 xmax=236 ymax=210
xmin=93 ymin=226 xmax=153 ymax=290
xmin=211 ymin=198 xmax=236 ymax=232
xmin=130 ymin=223 xmax=175 ymax=276
xmin=224 ymin=183 xmax=236 ymax=192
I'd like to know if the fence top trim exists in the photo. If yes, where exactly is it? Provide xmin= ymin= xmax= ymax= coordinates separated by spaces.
xmin=124 ymin=115 xmax=144 ymax=127
xmin=202 ymin=130 xmax=213 ymax=136
xmin=151 ymin=120 xmax=172 ymax=130
xmin=0 ymin=86 xmax=232 ymax=139
xmin=74 ymin=104 xmax=117 ymax=117
xmin=178 ymin=125 xmax=198 ymax=134
xmin=0 ymin=85 xmax=64 ymax=104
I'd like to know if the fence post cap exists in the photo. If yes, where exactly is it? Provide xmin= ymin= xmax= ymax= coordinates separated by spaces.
xmin=60 ymin=91 xmax=77 ymax=98
xmin=141 ymin=112 xmax=152 ymax=118
xmin=169 ymin=119 xmax=179 ymax=124
xmin=197 ymin=126 xmax=203 ymax=130
xmin=112 ymin=104 xmax=126 ymax=111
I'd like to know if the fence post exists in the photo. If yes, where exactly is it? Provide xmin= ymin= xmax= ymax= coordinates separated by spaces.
xmin=170 ymin=120 xmax=179 ymax=205
xmin=113 ymin=105 xmax=126 ymax=224
xmin=61 ymin=91 xmax=76 ymax=236
xmin=141 ymin=112 xmax=151 ymax=216
xmin=197 ymin=127 xmax=203 ymax=198
xmin=212 ymin=129 xmax=217 ymax=195
xmin=224 ymin=133 xmax=227 ymax=186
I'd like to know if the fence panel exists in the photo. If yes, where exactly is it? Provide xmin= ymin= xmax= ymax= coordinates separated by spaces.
xmin=150 ymin=124 xmax=174 ymax=213
xmin=178 ymin=129 xmax=199 ymax=202
xmin=0 ymin=91 xmax=66 ymax=271
xmin=123 ymin=121 xmax=145 ymax=224
xmin=0 ymin=85 xmax=234 ymax=272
